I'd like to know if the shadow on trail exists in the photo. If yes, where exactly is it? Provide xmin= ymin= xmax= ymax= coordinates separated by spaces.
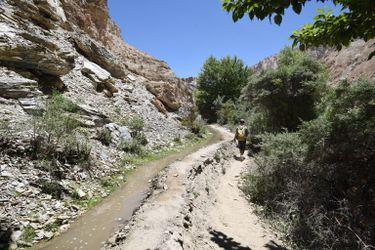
xmin=209 ymin=230 xmax=251 ymax=250
xmin=233 ymin=155 xmax=245 ymax=162
xmin=209 ymin=230 xmax=287 ymax=250
xmin=264 ymin=240 xmax=288 ymax=250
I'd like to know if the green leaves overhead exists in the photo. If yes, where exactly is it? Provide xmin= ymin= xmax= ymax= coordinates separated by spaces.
xmin=274 ymin=14 xmax=282 ymax=25
xmin=222 ymin=0 xmax=375 ymax=57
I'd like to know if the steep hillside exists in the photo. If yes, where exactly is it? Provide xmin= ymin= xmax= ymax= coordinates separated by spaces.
xmin=252 ymin=39 xmax=375 ymax=84
xmin=0 ymin=0 xmax=195 ymax=248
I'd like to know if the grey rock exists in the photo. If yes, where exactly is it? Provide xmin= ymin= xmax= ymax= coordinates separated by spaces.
xmin=75 ymin=188 xmax=86 ymax=199
xmin=0 ymin=67 xmax=40 ymax=98
xmin=72 ymin=34 xmax=127 ymax=79
xmin=10 ymin=230 xmax=22 ymax=242
xmin=126 ymin=74 xmax=136 ymax=81
xmin=18 ymin=97 xmax=44 ymax=114
xmin=103 ymin=123 xmax=132 ymax=146
xmin=0 ymin=26 xmax=75 ymax=76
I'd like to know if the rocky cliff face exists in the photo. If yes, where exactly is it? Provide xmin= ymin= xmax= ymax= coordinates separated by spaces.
xmin=252 ymin=39 xmax=375 ymax=84
xmin=0 ymin=1 xmax=195 ymax=248
xmin=0 ymin=0 xmax=193 ymax=142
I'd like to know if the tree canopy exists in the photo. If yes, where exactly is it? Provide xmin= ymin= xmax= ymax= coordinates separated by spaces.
xmin=196 ymin=56 xmax=251 ymax=122
xmin=222 ymin=0 xmax=375 ymax=58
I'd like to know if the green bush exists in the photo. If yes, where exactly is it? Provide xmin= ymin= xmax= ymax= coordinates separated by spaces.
xmin=33 ymin=101 xmax=78 ymax=157
xmin=62 ymin=132 xmax=92 ymax=163
xmin=242 ymin=47 xmax=327 ymax=134
xmin=49 ymin=92 xmax=80 ymax=113
xmin=134 ymin=133 xmax=148 ymax=146
xmin=21 ymin=226 xmax=37 ymax=243
xmin=98 ymin=128 xmax=112 ymax=146
xmin=119 ymin=139 xmax=144 ymax=155
xmin=181 ymin=108 xmax=207 ymax=137
xmin=31 ymin=93 xmax=92 ymax=164
xmin=126 ymin=116 xmax=145 ymax=133
xmin=196 ymin=55 xmax=251 ymax=122
xmin=39 ymin=180 xmax=67 ymax=199
xmin=243 ymin=79 xmax=375 ymax=249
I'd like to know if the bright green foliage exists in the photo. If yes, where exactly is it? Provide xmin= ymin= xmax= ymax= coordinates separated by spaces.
xmin=222 ymin=0 xmax=375 ymax=58
xmin=22 ymin=226 xmax=37 ymax=243
xmin=196 ymin=56 xmax=251 ymax=122
xmin=243 ymin=79 xmax=375 ymax=249
xmin=242 ymin=47 xmax=327 ymax=133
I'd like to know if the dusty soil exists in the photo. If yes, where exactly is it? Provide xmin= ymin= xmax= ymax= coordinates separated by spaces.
xmin=105 ymin=126 xmax=286 ymax=250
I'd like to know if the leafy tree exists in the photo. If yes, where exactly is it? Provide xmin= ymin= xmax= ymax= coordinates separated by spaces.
xmin=196 ymin=56 xmax=251 ymax=122
xmin=222 ymin=0 xmax=375 ymax=58
xmin=242 ymin=48 xmax=327 ymax=133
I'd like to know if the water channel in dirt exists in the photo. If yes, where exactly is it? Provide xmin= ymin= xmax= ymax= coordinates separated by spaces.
xmin=37 ymin=127 xmax=223 ymax=250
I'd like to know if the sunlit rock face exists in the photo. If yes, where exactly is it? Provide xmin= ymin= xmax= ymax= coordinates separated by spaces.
xmin=0 ymin=0 xmax=193 ymax=114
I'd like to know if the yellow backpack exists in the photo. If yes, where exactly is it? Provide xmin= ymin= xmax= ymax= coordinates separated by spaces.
xmin=237 ymin=126 xmax=247 ymax=141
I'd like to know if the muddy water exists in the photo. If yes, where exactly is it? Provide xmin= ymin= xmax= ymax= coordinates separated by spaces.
xmin=37 ymin=128 xmax=222 ymax=250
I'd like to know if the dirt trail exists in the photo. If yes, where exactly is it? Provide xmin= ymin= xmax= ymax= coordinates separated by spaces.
xmin=106 ymin=126 xmax=285 ymax=250
xmin=37 ymin=127 xmax=222 ymax=250
xmin=206 ymin=158 xmax=284 ymax=250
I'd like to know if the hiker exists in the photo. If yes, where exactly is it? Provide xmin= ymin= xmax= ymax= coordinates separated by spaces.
xmin=234 ymin=119 xmax=249 ymax=161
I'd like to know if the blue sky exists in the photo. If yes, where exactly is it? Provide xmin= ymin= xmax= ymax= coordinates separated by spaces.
xmin=108 ymin=1 xmax=341 ymax=78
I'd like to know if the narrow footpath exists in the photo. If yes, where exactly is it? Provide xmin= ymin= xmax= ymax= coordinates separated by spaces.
xmin=105 ymin=126 xmax=286 ymax=250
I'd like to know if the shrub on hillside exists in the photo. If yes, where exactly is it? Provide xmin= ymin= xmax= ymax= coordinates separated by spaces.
xmin=62 ymin=131 xmax=92 ymax=164
xmin=32 ymin=93 xmax=91 ymax=162
xmin=118 ymin=139 xmax=145 ymax=155
xmin=243 ymin=79 xmax=375 ymax=249
xmin=126 ymin=116 xmax=145 ymax=134
xmin=242 ymin=47 xmax=327 ymax=134
xmin=181 ymin=108 xmax=207 ymax=137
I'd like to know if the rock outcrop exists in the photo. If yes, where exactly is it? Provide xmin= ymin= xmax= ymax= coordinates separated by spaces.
xmin=0 ymin=0 xmax=193 ymax=114
xmin=309 ymin=40 xmax=375 ymax=83
xmin=58 ymin=0 xmax=192 ymax=111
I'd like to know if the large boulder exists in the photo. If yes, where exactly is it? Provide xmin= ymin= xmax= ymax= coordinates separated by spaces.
xmin=103 ymin=123 xmax=132 ymax=146
xmin=81 ymin=59 xmax=111 ymax=83
xmin=72 ymin=34 xmax=127 ymax=79
xmin=80 ymin=58 xmax=118 ymax=96
xmin=145 ymin=81 xmax=181 ymax=111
